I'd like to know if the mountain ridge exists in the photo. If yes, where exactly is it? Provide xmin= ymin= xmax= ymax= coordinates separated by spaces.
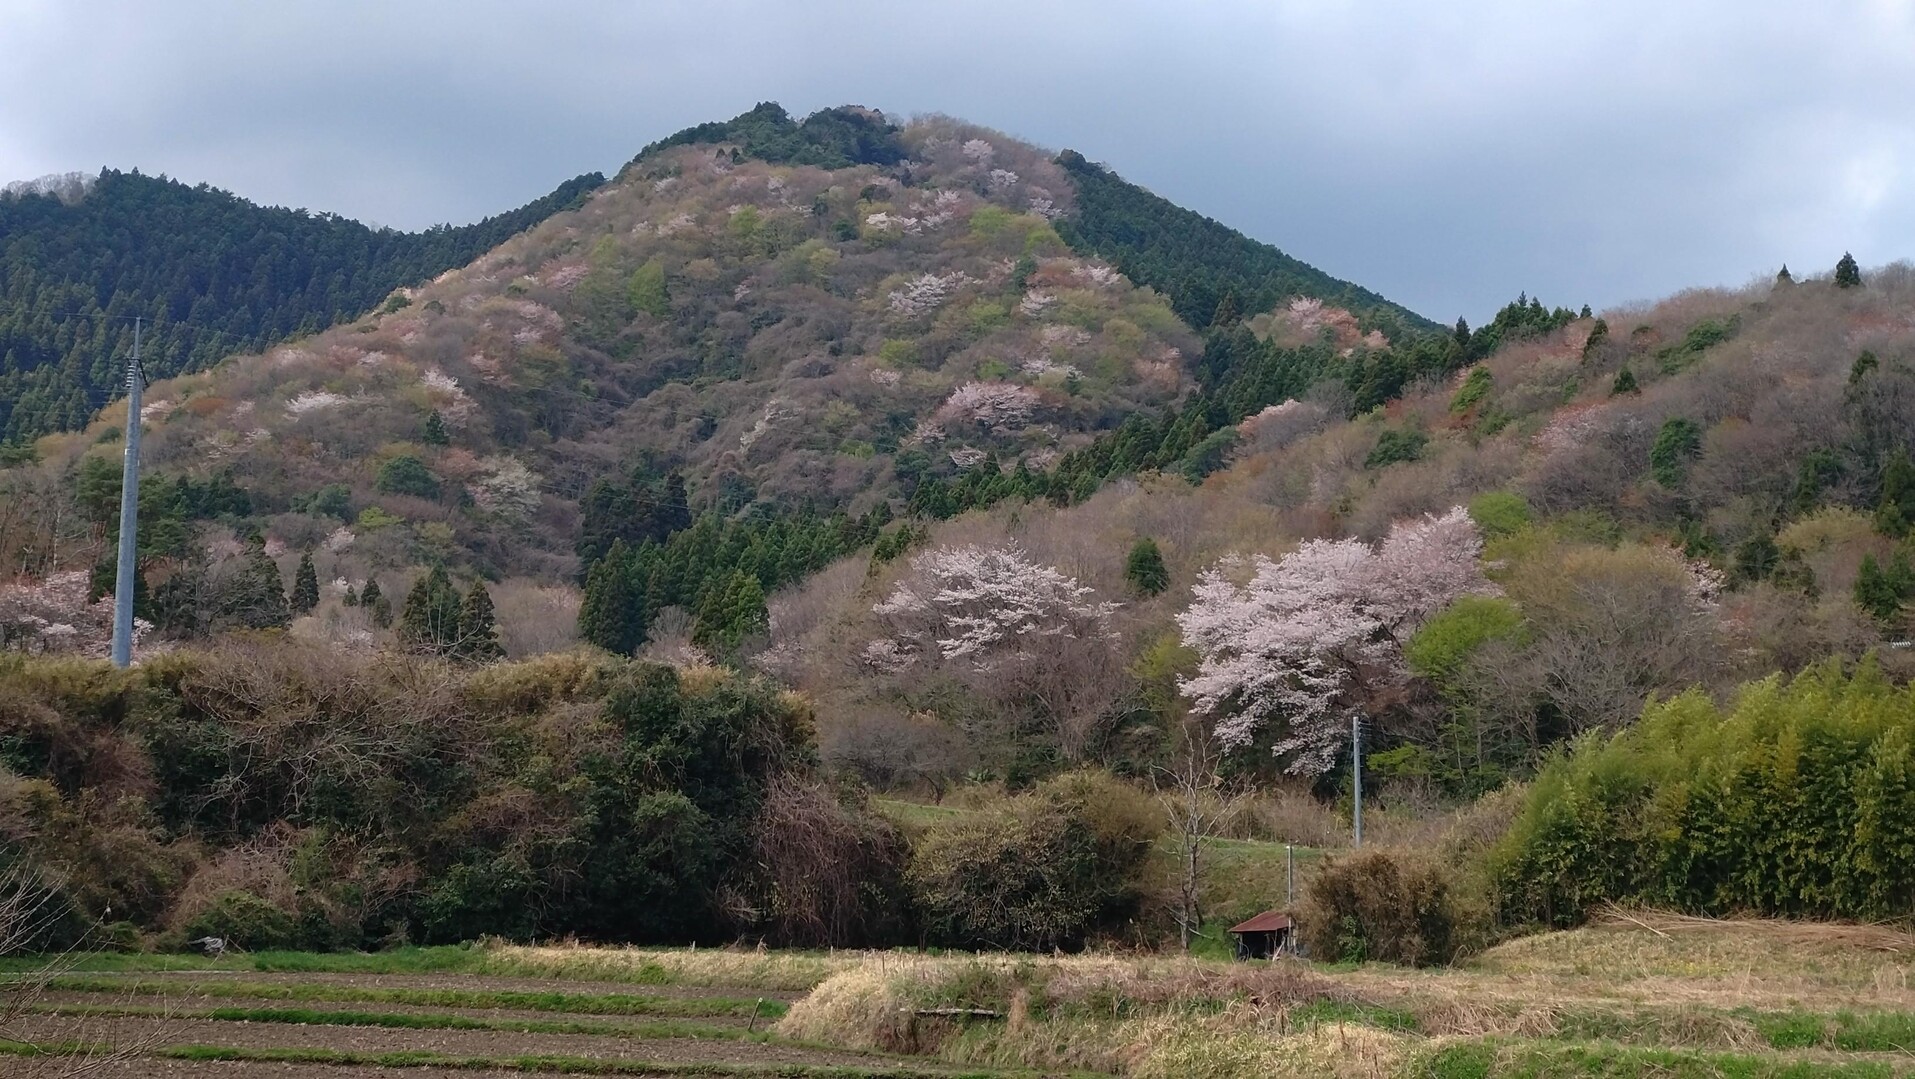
xmin=1 ymin=102 xmax=1458 ymax=658
xmin=0 ymin=167 xmax=606 ymax=440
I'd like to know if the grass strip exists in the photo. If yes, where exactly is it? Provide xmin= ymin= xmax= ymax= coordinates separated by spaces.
xmin=1538 ymin=1004 xmax=1915 ymax=1054
xmin=1416 ymin=1038 xmax=1897 ymax=1079
xmin=35 ymin=975 xmax=784 ymax=1019
xmin=0 ymin=946 xmax=853 ymax=991
xmin=150 ymin=1043 xmax=1038 ymax=1078
xmin=1746 ymin=1009 xmax=1915 ymax=1053
xmin=26 ymin=1001 xmax=751 ymax=1041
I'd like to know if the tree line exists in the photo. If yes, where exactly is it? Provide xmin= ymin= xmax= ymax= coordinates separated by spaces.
xmin=0 ymin=167 xmax=604 ymax=441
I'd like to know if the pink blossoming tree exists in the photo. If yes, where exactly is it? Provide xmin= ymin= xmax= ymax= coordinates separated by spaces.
xmin=1176 ymin=507 xmax=1493 ymax=774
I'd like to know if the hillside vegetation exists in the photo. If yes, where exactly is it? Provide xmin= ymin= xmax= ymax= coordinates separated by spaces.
xmin=0 ymin=167 xmax=605 ymax=440
xmin=5 ymin=106 xmax=1915 ymax=1048
xmin=1 ymin=103 xmax=1448 ymax=661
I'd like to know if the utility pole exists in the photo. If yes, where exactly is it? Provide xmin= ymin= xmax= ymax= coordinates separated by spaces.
xmin=110 ymin=317 xmax=144 ymax=668
xmin=1351 ymin=713 xmax=1363 ymax=849
xmin=1285 ymin=843 xmax=1294 ymax=904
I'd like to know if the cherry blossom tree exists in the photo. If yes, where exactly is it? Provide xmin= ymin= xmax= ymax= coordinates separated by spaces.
xmin=937 ymin=382 xmax=1040 ymax=431
xmin=887 ymin=271 xmax=972 ymax=315
xmin=867 ymin=543 xmax=1123 ymax=760
xmin=0 ymin=570 xmax=150 ymax=657
xmin=1176 ymin=507 xmax=1492 ymax=774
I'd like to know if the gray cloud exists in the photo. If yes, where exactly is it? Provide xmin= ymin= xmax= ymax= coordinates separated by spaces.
xmin=3 ymin=0 xmax=1911 ymax=322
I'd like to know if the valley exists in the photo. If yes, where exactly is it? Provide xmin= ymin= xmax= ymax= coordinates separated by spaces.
xmin=3 ymin=99 xmax=1914 ymax=1078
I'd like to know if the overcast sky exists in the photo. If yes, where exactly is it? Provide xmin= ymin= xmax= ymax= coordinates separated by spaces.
xmin=4 ymin=0 xmax=1912 ymax=324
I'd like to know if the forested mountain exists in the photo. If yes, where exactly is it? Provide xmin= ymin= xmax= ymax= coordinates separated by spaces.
xmin=1055 ymin=150 xmax=1438 ymax=336
xmin=0 ymin=168 xmax=605 ymax=439
xmin=0 ymin=103 xmax=1452 ymax=659
xmin=5 ymin=101 xmax=1915 ymax=982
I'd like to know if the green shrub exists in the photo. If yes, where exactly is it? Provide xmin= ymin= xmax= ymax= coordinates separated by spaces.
xmin=306 ymin=483 xmax=353 ymax=520
xmin=1297 ymin=848 xmax=1461 ymax=966
xmin=1449 ymin=366 xmax=1492 ymax=413
xmin=1365 ymin=428 xmax=1426 ymax=470
xmin=1649 ymin=418 xmax=1702 ymax=487
xmin=907 ymin=771 xmax=1160 ymax=951
xmin=1490 ymin=661 xmax=1915 ymax=927
xmin=2 ymin=644 xmax=832 ymax=951
xmin=1465 ymin=491 xmax=1532 ymax=538
xmin=1125 ymin=537 xmax=1170 ymax=596
xmin=183 ymin=890 xmax=300 ymax=951
xmin=374 ymin=454 xmax=440 ymax=499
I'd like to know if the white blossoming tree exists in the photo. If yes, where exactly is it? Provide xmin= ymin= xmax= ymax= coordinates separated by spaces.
xmin=937 ymin=382 xmax=1040 ymax=432
xmin=1176 ymin=507 xmax=1492 ymax=774
xmin=867 ymin=543 xmax=1123 ymax=760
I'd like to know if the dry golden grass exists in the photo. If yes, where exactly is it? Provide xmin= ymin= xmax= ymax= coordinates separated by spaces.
xmin=480 ymin=940 xmax=863 ymax=991
xmin=1336 ymin=909 xmax=1915 ymax=1016
xmin=1592 ymin=905 xmax=1915 ymax=954
xmin=1126 ymin=1009 xmax=1411 ymax=1079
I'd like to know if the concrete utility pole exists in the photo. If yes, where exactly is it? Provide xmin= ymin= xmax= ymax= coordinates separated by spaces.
xmin=110 ymin=317 xmax=144 ymax=668
xmin=1351 ymin=713 xmax=1363 ymax=849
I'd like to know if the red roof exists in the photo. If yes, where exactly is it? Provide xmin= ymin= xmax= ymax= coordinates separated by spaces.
xmin=1229 ymin=910 xmax=1293 ymax=933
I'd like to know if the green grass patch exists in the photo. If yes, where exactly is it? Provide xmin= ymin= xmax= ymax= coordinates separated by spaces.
xmin=0 ymin=945 xmax=680 ymax=984
xmin=0 ymin=945 xmax=485 ymax=976
xmin=1745 ymin=1008 xmax=1915 ymax=1053
xmin=35 ymin=975 xmax=781 ymax=1019
xmin=1287 ymin=998 xmax=1419 ymax=1033
xmin=1415 ymin=1038 xmax=1894 ymax=1079
xmin=1544 ymin=1004 xmax=1915 ymax=1054
xmin=147 ymin=1043 xmax=1032 ymax=1077
xmin=872 ymin=798 xmax=973 ymax=833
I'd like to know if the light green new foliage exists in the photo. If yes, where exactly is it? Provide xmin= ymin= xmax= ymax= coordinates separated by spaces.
xmin=1466 ymin=491 xmax=1532 ymax=538
xmin=1492 ymin=660 xmax=1915 ymax=926
xmin=627 ymin=258 xmax=669 ymax=319
xmin=1449 ymin=365 xmax=1493 ymax=413
xmin=1406 ymin=595 xmax=1526 ymax=683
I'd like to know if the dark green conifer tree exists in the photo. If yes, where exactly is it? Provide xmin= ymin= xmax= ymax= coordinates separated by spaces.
xmin=290 ymin=551 xmax=320 ymax=614
xmin=578 ymin=540 xmax=646 ymax=655
xmin=361 ymin=578 xmax=390 ymax=627
xmin=1582 ymin=318 xmax=1610 ymax=359
xmin=454 ymin=580 xmax=504 ymax=663
xmin=422 ymin=410 xmax=450 ymax=446
xmin=1125 ymin=537 xmax=1170 ymax=596
xmin=1732 ymin=534 xmax=1779 ymax=583
xmin=693 ymin=571 xmax=767 ymax=654
xmin=229 ymin=540 xmax=290 ymax=629
xmin=1835 ymin=252 xmax=1862 ymax=289
xmin=1775 ymin=264 xmax=1794 ymax=286
xmin=1855 ymin=552 xmax=1915 ymax=624
xmin=1209 ymin=288 xmax=1242 ymax=328
xmin=1610 ymin=367 xmax=1639 ymax=396
xmin=399 ymin=565 xmax=462 ymax=655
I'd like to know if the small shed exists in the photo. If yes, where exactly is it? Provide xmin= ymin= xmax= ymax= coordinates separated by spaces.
xmin=1227 ymin=910 xmax=1293 ymax=960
